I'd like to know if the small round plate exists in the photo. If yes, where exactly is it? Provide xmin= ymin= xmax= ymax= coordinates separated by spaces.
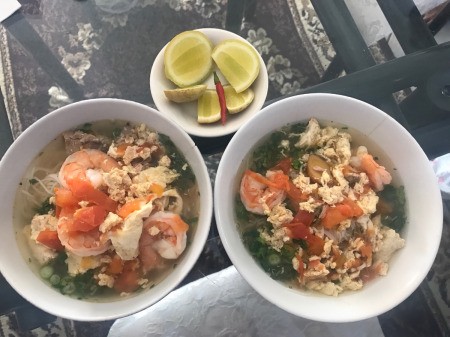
xmin=150 ymin=28 xmax=269 ymax=138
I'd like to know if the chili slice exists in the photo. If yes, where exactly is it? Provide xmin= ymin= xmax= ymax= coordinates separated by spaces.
xmin=213 ymin=71 xmax=227 ymax=125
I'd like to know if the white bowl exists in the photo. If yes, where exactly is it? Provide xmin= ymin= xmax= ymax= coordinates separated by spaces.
xmin=214 ymin=93 xmax=443 ymax=322
xmin=0 ymin=98 xmax=213 ymax=321
xmin=150 ymin=28 xmax=268 ymax=138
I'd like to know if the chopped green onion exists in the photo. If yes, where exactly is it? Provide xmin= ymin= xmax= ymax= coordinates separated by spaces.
xmin=268 ymin=254 xmax=281 ymax=266
xmin=62 ymin=282 xmax=76 ymax=294
xmin=39 ymin=265 xmax=54 ymax=279
xmin=49 ymin=274 xmax=61 ymax=286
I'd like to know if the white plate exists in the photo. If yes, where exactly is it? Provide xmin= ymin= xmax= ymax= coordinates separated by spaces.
xmin=150 ymin=28 xmax=269 ymax=138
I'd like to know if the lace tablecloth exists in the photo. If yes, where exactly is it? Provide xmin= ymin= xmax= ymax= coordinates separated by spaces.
xmin=108 ymin=266 xmax=385 ymax=337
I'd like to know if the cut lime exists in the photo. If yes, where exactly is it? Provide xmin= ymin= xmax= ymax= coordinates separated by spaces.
xmin=211 ymin=39 xmax=260 ymax=93
xmin=197 ymin=90 xmax=221 ymax=124
xmin=223 ymin=85 xmax=254 ymax=113
xmin=164 ymin=31 xmax=213 ymax=87
xmin=164 ymin=84 xmax=207 ymax=103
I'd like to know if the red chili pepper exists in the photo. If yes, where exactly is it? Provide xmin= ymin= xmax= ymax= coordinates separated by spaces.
xmin=213 ymin=71 xmax=227 ymax=125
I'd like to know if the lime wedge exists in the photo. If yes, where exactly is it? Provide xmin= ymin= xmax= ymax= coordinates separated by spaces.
xmin=223 ymin=85 xmax=254 ymax=113
xmin=164 ymin=84 xmax=207 ymax=103
xmin=211 ymin=39 xmax=260 ymax=93
xmin=164 ymin=31 xmax=213 ymax=87
xmin=197 ymin=90 xmax=221 ymax=124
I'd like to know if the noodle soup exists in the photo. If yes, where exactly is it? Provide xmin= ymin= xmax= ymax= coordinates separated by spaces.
xmin=14 ymin=120 xmax=199 ymax=301
xmin=235 ymin=118 xmax=406 ymax=296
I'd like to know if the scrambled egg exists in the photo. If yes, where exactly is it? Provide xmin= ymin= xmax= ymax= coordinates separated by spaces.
xmin=249 ymin=118 xmax=404 ymax=296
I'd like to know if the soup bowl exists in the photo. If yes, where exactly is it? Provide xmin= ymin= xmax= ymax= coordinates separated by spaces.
xmin=0 ymin=98 xmax=213 ymax=321
xmin=214 ymin=93 xmax=443 ymax=322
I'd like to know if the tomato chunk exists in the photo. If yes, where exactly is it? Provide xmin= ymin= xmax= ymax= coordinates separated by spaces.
xmin=292 ymin=209 xmax=315 ymax=226
xmin=321 ymin=204 xmax=353 ymax=229
xmin=54 ymin=187 xmax=79 ymax=208
xmin=306 ymin=235 xmax=325 ymax=256
xmin=66 ymin=205 xmax=107 ymax=232
xmin=284 ymin=222 xmax=310 ymax=239
xmin=114 ymin=260 xmax=141 ymax=293
xmin=36 ymin=230 xmax=64 ymax=251
xmin=68 ymin=178 xmax=118 ymax=212
xmin=272 ymin=157 xmax=292 ymax=175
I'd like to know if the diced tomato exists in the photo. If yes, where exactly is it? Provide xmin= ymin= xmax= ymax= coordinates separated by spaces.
xmin=272 ymin=157 xmax=292 ymax=175
xmin=322 ymin=198 xmax=364 ymax=229
xmin=36 ymin=230 xmax=64 ymax=251
xmin=306 ymin=235 xmax=325 ymax=256
xmin=114 ymin=260 xmax=141 ymax=293
xmin=321 ymin=204 xmax=353 ymax=229
xmin=54 ymin=187 xmax=79 ymax=208
xmin=284 ymin=222 xmax=310 ymax=239
xmin=292 ymin=209 xmax=315 ymax=226
xmin=68 ymin=178 xmax=118 ymax=212
xmin=67 ymin=206 xmax=107 ymax=232
xmin=295 ymin=253 xmax=304 ymax=281
xmin=106 ymin=255 xmax=124 ymax=275
xmin=360 ymin=243 xmax=372 ymax=259
xmin=342 ymin=198 xmax=364 ymax=218
xmin=59 ymin=205 xmax=77 ymax=218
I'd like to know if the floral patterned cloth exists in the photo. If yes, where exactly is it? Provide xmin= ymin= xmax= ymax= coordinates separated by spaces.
xmin=0 ymin=0 xmax=448 ymax=336
xmin=0 ymin=0 xmax=333 ymax=138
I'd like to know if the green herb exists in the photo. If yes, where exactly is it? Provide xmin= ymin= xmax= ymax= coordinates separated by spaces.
xmin=235 ymin=197 xmax=249 ymax=223
xmin=29 ymin=178 xmax=38 ymax=185
xmin=112 ymin=127 xmax=123 ymax=139
xmin=36 ymin=197 xmax=55 ymax=215
xmin=243 ymin=229 xmax=297 ymax=280
xmin=77 ymin=123 xmax=93 ymax=133
xmin=292 ymin=158 xmax=302 ymax=171
xmin=378 ymin=185 xmax=406 ymax=232
xmin=159 ymin=134 xmax=195 ymax=191
xmin=42 ymin=253 xmax=106 ymax=299
xmin=250 ymin=122 xmax=309 ymax=174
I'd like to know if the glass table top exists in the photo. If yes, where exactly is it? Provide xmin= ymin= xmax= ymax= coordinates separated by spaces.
xmin=0 ymin=0 xmax=449 ymax=335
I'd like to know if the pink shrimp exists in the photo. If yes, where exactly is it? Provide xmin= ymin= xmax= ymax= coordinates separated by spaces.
xmin=57 ymin=207 xmax=110 ymax=256
xmin=239 ymin=169 xmax=287 ymax=215
xmin=350 ymin=147 xmax=392 ymax=191
xmin=59 ymin=149 xmax=120 ymax=189
xmin=58 ymin=149 xmax=119 ymax=212
xmin=139 ymin=211 xmax=189 ymax=270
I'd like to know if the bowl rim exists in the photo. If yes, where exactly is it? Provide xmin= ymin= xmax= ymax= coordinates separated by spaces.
xmin=149 ymin=27 xmax=269 ymax=138
xmin=214 ymin=93 xmax=443 ymax=322
xmin=0 ymin=98 xmax=213 ymax=321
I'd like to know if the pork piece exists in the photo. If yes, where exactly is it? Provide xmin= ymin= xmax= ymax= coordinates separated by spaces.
xmin=63 ymin=130 xmax=112 ymax=154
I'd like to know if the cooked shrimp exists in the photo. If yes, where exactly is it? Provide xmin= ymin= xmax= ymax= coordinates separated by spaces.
xmin=58 ymin=149 xmax=119 ymax=212
xmin=59 ymin=149 xmax=120 ymax=188
xmin=138 ymin=232 xmax=163 ymax=273
xmin=141 ymin=211 xmax=189 ymax=260
xmin=350 ymin=146 xmax=392 ymax=191
xmin=57 ymin=207 xmax=110 ymax=257
xmin=240 ymin=169 xmax=287 ymax=215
